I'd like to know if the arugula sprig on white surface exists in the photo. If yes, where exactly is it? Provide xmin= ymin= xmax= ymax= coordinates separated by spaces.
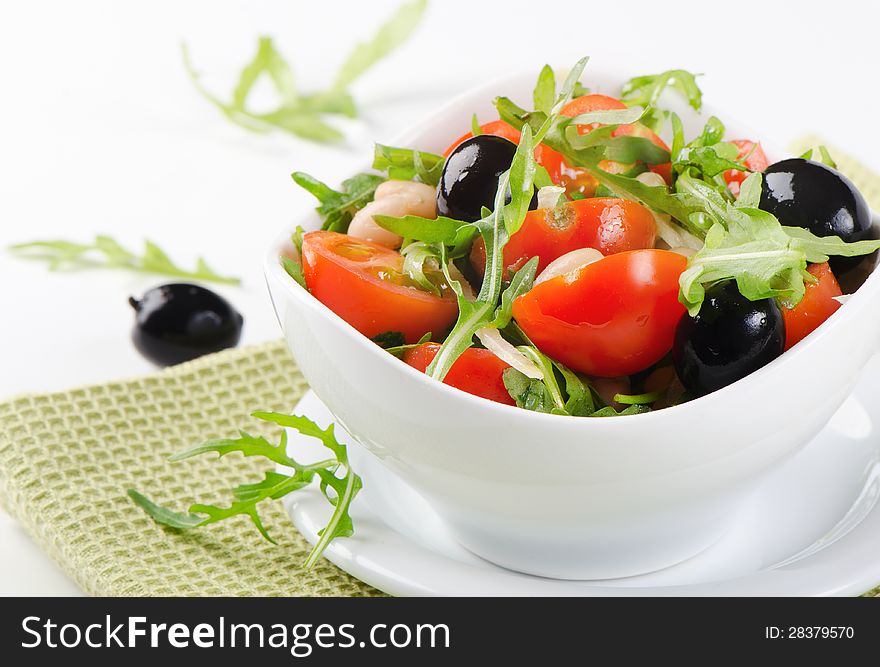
xmin=183 ymin=0 xmax=427 ymax=143
xmin=129 ymin=410 xmax=360 ymax=568
xmin=9 ymin=235 xmax=240 ymax=284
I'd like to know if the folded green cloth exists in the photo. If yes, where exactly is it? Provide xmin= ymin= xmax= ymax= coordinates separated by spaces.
xmin=0 ymin=340 xmax=379 ymax=596
xmin=0 ymin=138 xmax=878 ymax=597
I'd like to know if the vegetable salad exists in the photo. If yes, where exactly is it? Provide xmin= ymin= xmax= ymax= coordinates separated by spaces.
xmin=285 ymin=58 xmax=879 ymax=416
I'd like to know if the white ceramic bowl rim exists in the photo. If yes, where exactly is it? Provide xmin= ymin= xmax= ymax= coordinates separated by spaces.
xmin=265 ymin=67 xmax=880 ymax=426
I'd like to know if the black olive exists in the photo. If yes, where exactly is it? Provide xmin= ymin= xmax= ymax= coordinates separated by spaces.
xmin=672 ymin=281 xmax=784 ymax=397
xmin=759 ymin=158 xmax=873 ymax=272
xmin=129 ymin=283 xmax=243 ymax=366
xmin=436 ymin=134 xmax=538 ymax=222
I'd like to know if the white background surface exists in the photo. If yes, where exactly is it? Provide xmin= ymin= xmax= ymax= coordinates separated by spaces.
xmin=0 ymin=0 xmax=878 ymax=595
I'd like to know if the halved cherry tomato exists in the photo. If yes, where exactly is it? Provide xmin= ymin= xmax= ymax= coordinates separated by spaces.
xmin=403 ymin=343 xmax=515 ymax=405
xmin=443 ymin=119 xmax=566 ymax=183
xmin=724 ymin=140 xmax=769 ymax=196
xmin=560 ymin=94 xmax=673 ymax=188
xmin=782 ymin=262 xmax=842 ymax=350
xmin=301 ymin=231 xmax=458 ymax=343
xmin=512 ymin=249 xmax=687 ymax=377
xmin=470 ymin=197 xmax=657 ymax=277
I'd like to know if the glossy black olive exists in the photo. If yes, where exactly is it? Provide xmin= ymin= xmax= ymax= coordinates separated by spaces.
xmin=672 ymin=281 xmax=784 ymax=397
xmin=129 ymin=283 xmax=243 ymax=366
xmin=759 ymin=158 xmax=872 ymax=271
xmin=436 ymin=134 xmax=538 ymax=222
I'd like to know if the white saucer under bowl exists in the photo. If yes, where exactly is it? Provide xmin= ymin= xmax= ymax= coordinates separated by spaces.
xmin=280 ymin=357 xmax=880 ymax=596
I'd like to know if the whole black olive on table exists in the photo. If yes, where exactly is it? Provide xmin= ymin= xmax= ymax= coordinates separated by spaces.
xmin=759 ymin=158 xmax=873 ymax=272
xmin=672 ymin=281 xmax=785 ymax=397
xmin=436 ymin=135 xmax=538 ymax=222
xmin=129 ymin=283 xmax=243 ymax=366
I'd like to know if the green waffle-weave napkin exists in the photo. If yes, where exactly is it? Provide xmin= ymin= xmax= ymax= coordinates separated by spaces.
xmin=0 ymin=340 xmax=379 ymax=596
xmin=0 ymin=138 xmax=878 ymax=597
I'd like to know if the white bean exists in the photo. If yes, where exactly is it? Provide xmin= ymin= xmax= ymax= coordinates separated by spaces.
xmin=348 ymin=180 xmax=438 ymax=249
xmin=347 ymin=195 xmax=411 ymax=249
xmin=534 ymin=248 xmax=604 ymax=285
xmin=374 ymin=180 xmax=437 ymax=218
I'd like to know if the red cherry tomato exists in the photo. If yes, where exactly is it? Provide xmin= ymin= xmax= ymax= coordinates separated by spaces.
xmin=560 ymin=94 xmax=673 ymax=186
xmin=724 ymin=140 xmax=769 ymax=196
xmin=301 ymin=231 xmax=458 ymax=343
xmin=782 ymin=262 xmax=842 ymax=350
xmin=469 ymin=197 xmax=657 ymax=277
xmin=403 ymin=343 xmax=515 ymax=405
xmin=512 ymin=249 xmax=687 ymax=377
xmin=443 ymin=119 xmax=566 ymax=183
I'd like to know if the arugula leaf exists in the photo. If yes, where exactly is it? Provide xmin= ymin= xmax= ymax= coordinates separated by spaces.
xmin=675 ymin=142 xmax=747 ymax=178
xmin=613 ymin=390 xmax=664 ymax=405
xmin=679 ymin=216 xmax=808 ymax=314
xmin=292 ymin=226 xmax=306 ymax=254
xmin=516 ymin=346 xmax=566 ymax=412
xmin=130 ymin=411 xmax=360 ymax=566
xmin=401 ymin=242 xmax=444 ymax=295
xmin=384 ymin=331 xmax=433 ymax=356
xmin=566 ymin=128 xmax=670 ymax=165
xmin=371 ymin=331 xmax=406 ymax=348
xmin=183 ymin=41 xmax=346 ymax=142
xmin=677 ymin=174 xmax=880 ymax=314
xmin=502 ymin=355 xmax=603 ymax=417
xmin=619 ymin=69 xmax=701 ymax=133
xmin=572 ymin=82 xmax=591 ymax=97
xmin=292 ymin=171 xmax=385 ymax=232
xmin=797 ymin=146 xmax=838 ymax=169
xmin=818 ymin=145 xmax=838 ymax=169
xmin=591 ymin=404 xmax=652 ymax=417
xmin=127 ymin=490 xmax=206 ymax=529
xmin=670 ymin=112 xmax=685 ymax=161
xmin=503 ymin=368 xmax=555 ymax=413
xmin=533 ymin=65 xmax=556 ymax=114
xmin=372 ymin=144 xmax=445 ymax=185
xmin=783 ymin=226 xmax=880 ymax=262
xmin=735 ymin=172 xmax=763 ymax=208
xmin=567 ymin=106 xmax=646 ymax=127
xmin=233 ymin=38 xmax=297 ymax=109
xmin=182 ymin=1 xmax=425 ymax=143
xmin=621 ymin=69 xmax=702 ymax=112
xmin=254 ymin=411 xmax=362 ymax=568
xmin=492 ymin=257 xmax=538 ymax=328
xmin=9 ymin=235 xmax=240 ymax=284
xmin=555 ymin=362 xmax=595 ymax=416
xmin=281 ymin=256 xmax=307 ymax=290
xmin=584 ymin=167 xmax=699 ymax=228
xmin=684 ymin=116 xmax=726 ymax=149
xmin=331 ymin=0 xmax=428 ymax=91
xmin=471 ymin=113 xmax=482 ymax=136
xmin=373 ymin=214 xmax=469 ymax=244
